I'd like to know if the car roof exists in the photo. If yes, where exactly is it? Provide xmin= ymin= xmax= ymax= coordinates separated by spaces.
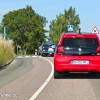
xmin=62 ymin=32 xmax=99 ymax=38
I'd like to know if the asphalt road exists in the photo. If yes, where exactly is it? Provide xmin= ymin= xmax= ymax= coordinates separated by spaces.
xmin=0 ymin=56 xmax=100 ymax=100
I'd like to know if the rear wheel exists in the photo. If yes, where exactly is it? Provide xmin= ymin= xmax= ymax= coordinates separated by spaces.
xmin=95 ymin=72 xmax=100 ymax=78
xmin=42 ymin=53 xmax=47 ymax=57
xmin=89 ymin=72 xmax=100 ymax=78
xmin=54 ymin=70 xmax=61 ymax=79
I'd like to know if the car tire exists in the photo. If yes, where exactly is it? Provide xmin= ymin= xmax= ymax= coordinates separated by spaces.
xmin=95 ymin=72 xmax=100 ymax=78
xmin=54 ymin=70 xmax=61 ymax=79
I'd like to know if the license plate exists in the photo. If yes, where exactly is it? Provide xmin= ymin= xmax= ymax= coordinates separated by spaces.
xmin=71 ymin=60 xmax=89 ymax=64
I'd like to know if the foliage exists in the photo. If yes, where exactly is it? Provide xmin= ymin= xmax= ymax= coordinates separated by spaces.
xmin=1 ymin=6 xmax=47 ymax=54
xmin=0 ymin=37 xmax=14 ymax=64
xmin=49 ymin=7 xmax=80 ymax=44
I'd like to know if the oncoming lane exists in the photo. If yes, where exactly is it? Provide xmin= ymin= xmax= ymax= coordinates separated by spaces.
xmin=0 ymin=56 xmax=52 ymax=100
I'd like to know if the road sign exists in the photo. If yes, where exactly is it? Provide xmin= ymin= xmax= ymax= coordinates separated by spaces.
xmin=67 ymin=25 xmax=74 ymax=32
xmin=91 ymin=26 xmax=99 ymax=34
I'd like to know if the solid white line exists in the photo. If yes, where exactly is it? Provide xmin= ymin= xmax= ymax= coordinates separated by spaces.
xmin=29 ymin=57 xmax=54 ymax=100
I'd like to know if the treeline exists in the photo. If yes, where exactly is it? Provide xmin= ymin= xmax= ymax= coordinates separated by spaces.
xmin=1 ymin=6 xmax=47 ymax=54
xmin=49 ymin=7 xmax=80 ymax=44
xmin=0 ymin=6 xmax=80 ymax=54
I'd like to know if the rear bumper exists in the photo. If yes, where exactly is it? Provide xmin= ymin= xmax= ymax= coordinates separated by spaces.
xmin=54 ymin=64 xmax=100 ymax=72
xmin=54 ymin=55 xmax=100 ymax=72
xmin=42 ymin=51 xmax=54 ymax=55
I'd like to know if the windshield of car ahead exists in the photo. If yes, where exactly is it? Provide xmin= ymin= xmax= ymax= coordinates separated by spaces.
xmin=43 ymin=44 xmax=49 ymax=48
xmin=43 ymin=44 xmax=56 ymax=49
xmin=50 ymin=44 xmax=56 ymax=48
xmin=62 ymin=38 xmax=99 ymax=48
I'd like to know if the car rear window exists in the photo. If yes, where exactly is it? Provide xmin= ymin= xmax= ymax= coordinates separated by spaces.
xmin=62 ymin=38 xmax=99 ymax=47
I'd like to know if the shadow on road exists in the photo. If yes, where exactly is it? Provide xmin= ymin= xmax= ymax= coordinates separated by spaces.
xmin=57 ymin=72 xmax=100 ymax=79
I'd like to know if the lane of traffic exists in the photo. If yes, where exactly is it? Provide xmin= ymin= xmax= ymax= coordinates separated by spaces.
xmin=0 ymin=57 xmax=52 ymax=100
xmin=36 ymin=57 xmax=97 ymax=100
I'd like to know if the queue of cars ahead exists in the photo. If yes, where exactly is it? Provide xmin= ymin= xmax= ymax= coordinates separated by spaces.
xmin=38 ymin=42 xmax=56 ymax=56
xmin=54 ymin=32 xmax=100 ymax=78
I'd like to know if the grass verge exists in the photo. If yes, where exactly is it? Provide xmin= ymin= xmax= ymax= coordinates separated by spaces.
xmin=0 ymin=37 xmax=14 ymax=65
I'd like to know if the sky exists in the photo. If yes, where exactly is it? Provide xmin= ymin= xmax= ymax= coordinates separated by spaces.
xmin=0 ymin=0 xmax=100 ymax=34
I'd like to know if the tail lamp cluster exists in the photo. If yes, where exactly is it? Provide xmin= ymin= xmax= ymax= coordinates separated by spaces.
xmin=97 ymin=47 xmax=100 ymax=53
xmin=56 ymin=45 xmax=64 ymax=55
xmin=56 ymin=46 xmax=100 ymax=55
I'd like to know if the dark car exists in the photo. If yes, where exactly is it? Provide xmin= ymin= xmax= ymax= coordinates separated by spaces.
xmin=54 ymin=32 xmax=100 ymax=78
xmin=38 ymin=42 xmax=56 ymax=56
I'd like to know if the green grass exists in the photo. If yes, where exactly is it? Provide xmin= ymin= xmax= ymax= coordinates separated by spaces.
xmin=0 ymin=37 xmax=14 ymax=65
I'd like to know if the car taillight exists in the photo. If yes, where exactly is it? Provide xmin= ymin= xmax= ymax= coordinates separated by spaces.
xmin=75 ymin=34 xmax=84 ymax=38
xmin=56 ymin=45 xmax=64 ymax=54
xmin=97 ymin=47 xmax=100 ymax=53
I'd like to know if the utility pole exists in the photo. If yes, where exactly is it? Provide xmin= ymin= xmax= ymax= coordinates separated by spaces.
xmin=4 ymin=27 xmax=6 ymax=40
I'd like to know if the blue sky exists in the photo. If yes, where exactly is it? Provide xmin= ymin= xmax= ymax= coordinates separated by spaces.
xmin=0 ymin=0 xmax=100 ymax=33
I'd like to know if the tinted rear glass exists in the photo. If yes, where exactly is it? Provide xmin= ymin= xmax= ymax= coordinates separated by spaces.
xmin=62 ymin=38 xmax=99 ymax=47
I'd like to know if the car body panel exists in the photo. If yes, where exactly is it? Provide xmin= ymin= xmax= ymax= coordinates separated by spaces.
xmin=54 ymin=32 xmax=100 ymax=72
xmin=54 ymin=54 xmax=100 ymax=72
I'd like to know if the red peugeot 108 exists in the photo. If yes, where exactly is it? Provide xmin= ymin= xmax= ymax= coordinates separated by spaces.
xmin=54 ymin=32 xmax=100 ymax=78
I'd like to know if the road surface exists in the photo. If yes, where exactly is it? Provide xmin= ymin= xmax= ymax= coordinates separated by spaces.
xmin=0 ymin=56 xmax=100 ymax=100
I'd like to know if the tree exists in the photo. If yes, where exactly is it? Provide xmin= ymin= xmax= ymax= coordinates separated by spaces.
xmin=49 ymin=7 xmax=80 ymax=44
xmin=1 ymin=6 xmax=47 ymax=54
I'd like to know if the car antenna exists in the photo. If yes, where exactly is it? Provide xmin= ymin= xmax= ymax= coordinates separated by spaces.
xmin=79 ymin=28 xmax=81 ymax=34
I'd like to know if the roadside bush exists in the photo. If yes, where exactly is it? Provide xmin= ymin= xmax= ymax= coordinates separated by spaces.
xmin=0 ymin=37 xmax=14 ymax=65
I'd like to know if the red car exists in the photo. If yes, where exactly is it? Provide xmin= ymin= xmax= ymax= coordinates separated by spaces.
xmin=54 ymin=32 xmax=100 ymax=78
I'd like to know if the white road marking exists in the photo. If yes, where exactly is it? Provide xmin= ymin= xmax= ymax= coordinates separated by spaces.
xmin=29 ymin=57 xmax=54 ymax=100
xmin=17 ymin=56 xmax=23 ymax=58
xmin=17 ymin=55 xmax=37 ymax=58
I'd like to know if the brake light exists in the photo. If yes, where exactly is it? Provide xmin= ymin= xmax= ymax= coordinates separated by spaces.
xmin=56 ymin=45 xmax=64 ymax=54
xmin=97 ymin=47 xmax=100 ymax=53
xmin=76 ymin=34 xmax=84 ymax=37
